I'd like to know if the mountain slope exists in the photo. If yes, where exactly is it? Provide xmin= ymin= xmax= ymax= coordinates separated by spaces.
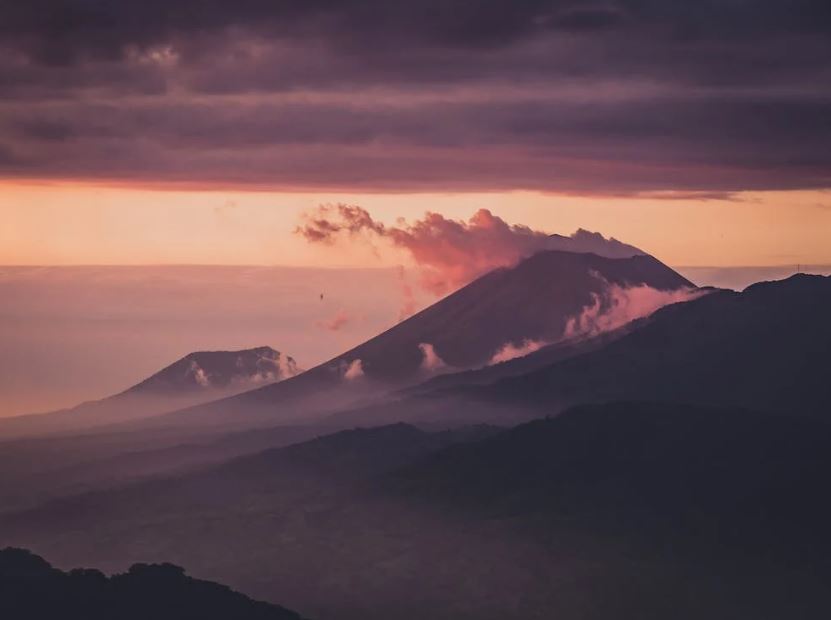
xmin=0 ymin=346 xmax=300 ymax=439
xmin=0 ymin=424 xmax=507 ymax=619
xmin=141 ymin=250 xmax=693 ymax=430
xmin=338 ymin=274 xmax=830 ymax=427
xmin=474 ymin=273 xmax=831 ymax=417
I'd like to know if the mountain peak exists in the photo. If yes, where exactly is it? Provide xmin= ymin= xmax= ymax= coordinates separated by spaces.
xmin=127 ymin=346 xmax=301 ymax=395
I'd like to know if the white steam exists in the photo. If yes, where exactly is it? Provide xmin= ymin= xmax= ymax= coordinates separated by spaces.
xmin=418 ymin=343 xmax=448 ymax=373
xmin=564 ymin=278 xmax=705 ymax=340
xmin=489 ymin=339 xmax=547 ymax=364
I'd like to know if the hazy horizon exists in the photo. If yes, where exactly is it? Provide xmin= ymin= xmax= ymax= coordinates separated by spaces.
xmin=2 ymin=261 xmax=829 ymax=419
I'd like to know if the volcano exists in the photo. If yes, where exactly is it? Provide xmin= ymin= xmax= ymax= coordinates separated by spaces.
xmin=146 ymin=249 xmax=694 ymax=430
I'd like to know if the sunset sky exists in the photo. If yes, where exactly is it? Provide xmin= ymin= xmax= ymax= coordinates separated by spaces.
xmin=2 ymin=184 xmax=830 ymax=268
xmin=2 ymin=1 xmax=830 ymax=269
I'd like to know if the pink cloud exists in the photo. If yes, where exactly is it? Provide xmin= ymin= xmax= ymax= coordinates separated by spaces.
xmin=318 ymin=309 xmax=351 ymax=332
xmin=296 ymin=205 xmax=642 ymax=296
xmin=418 ymin=342 xmax=448 ymax=373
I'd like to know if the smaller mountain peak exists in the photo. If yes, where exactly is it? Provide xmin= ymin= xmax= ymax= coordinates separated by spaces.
xmin=127 ymin=346 xmax=302 ymax=395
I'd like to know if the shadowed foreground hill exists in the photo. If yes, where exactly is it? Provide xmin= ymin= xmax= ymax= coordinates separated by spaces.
xmin=0 ymin=547 xmax=305 ymax=620
xmin=395 ymin=402 xmax=831 ymax=557
xmin=5 ymin=403 xmax=831 ymax=619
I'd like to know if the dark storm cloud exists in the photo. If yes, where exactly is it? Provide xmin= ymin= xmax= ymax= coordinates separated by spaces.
xmin=0 ymin=142 xmax=18 ymax=165
xmin=2 ymin=1 xmax=829 ymax=57
xmin=3 ymin=95 xmax=828 ymax=192
xmin=0 ymin=0 xmax=829 ymax=193
xmin=0 ymin=1 xmax=627 ymax=63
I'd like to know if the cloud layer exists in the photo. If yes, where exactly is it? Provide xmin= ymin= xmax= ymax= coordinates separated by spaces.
xmin=1 ymin=1 xmax=829 ymax=193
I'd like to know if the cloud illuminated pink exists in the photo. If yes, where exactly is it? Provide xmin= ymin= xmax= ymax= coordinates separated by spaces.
xmin=297 ymin=205 xmax=642 ymax=296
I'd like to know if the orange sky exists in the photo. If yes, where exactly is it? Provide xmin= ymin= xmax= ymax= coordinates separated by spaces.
xmin=2 ymin=181 xmax=829 ymax=268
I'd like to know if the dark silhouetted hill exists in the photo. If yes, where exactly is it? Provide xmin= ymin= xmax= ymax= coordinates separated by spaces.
xmin=0 ymin=547 xmax=305 ymax=620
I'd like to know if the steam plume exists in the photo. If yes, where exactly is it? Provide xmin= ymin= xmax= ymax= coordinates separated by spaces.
xmin=564 ymin=278 xmax=705 ymax=340
xmin=318 ymin=309 xmax=351 ymax=332
xmin=489 ymin=339 xmax=546 ymax=364
xmin=297 ymin=205 xmax=642 ymax=296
